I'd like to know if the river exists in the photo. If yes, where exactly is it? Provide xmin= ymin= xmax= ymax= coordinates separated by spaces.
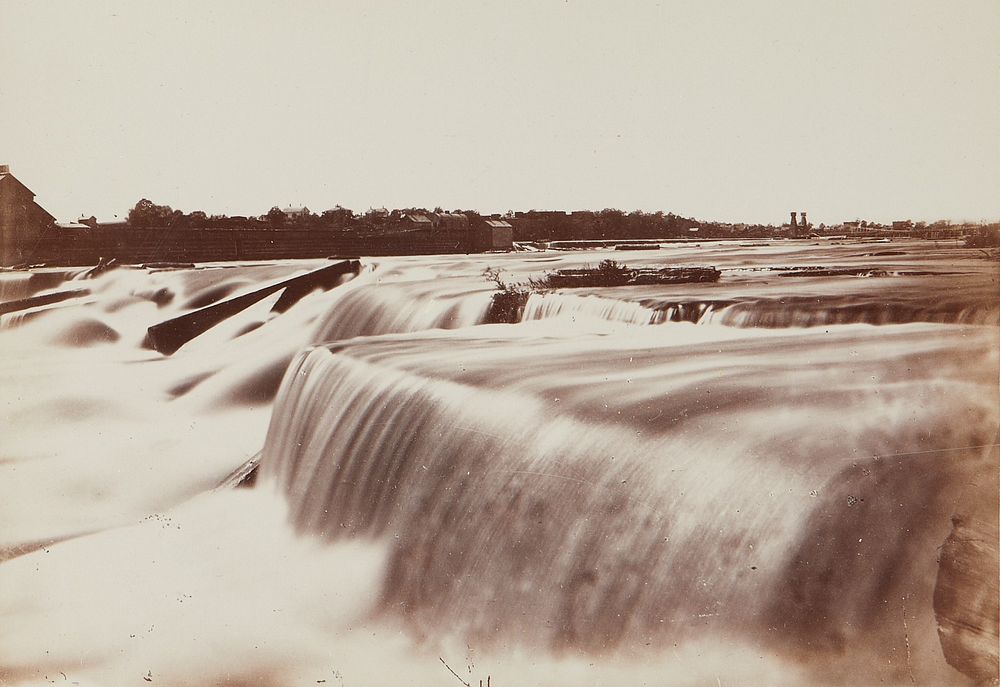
xmin=0 ymin=239 xmax=996 ymax=686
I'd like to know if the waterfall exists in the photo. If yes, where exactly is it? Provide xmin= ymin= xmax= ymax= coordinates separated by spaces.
xmin=519 ymin=291 xmax=1000 ymax=329
xmin=311 ymin=276 xmax=496 ymax=342
xmin=522 ymin=292 xmax=663 ymax=325
xmin=261 ymin=324 xmax=998 ymax=662
xmin=704 ymin=298 xmax=1000 ymax=328
xmin=3 ymin=244 xmax=998 ymax=685
xmin=0 ymin=273 xmax=41 ymax=302
xmin=0 ymin=310 xmax=31 ymax=328
xmin=263 ymin=347 xmax=802 ymax=650
xmin=307 ymin=283 xmax=1000 ymax=340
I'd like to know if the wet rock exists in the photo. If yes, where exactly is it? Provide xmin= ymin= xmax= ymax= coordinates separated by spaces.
xmin=146 ymin=260 xmax=360 ymax=355
xmin=934 ymin=513 xmax=1000 ymax=685
xmin=222 ymin=355 xmax=293 ymax=406
xmin=52 ymin=319 xmax=120 ymax=347
xmin=215 ymin=453 xmax=261 ymax=490
xmin=182 ymin=282 xmax=246 ymax=309
xmin=167 ymin=371 xmax=217 ymax=398
xmin=0 ymin=289 xmax=90 ymax=316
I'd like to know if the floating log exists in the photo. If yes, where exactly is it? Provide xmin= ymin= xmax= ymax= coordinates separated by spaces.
xmin=145 ymin=259 xmax=360 ymax=355
xmin=776 ymin=266 xmax=892 ymax=278
xmin=80 ymin=257 xmax=118 ymax=279
xmin=141 ymin=262 xmax=197 ymax=270
xmin=615 ymin=243 xmax=661 ymax=251
xmin=0 ymin=289 xmax=91 ymax=316
xmin=543 ymin=265 xmax=720 ymax=288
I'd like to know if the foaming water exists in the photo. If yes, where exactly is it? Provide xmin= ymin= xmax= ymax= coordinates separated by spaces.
xmin=0 ymin=489 xmax=388 ymax=686
xmin=0 ymin=272 xmax=37 ymax=301
xmin=523 ymin=292 xmax=723 ymax=325
xmin=0 ymin=488 xmax=813 ymax=686
xmin=703 ymin=297 xmax=1000 ymax=327
xmin=0 ymin=260 xmax=348 ymax=547
xmin=311 ymin=269 xmax=496 ymax=341
xmin=1 ymin=241 xmax=997 ymax=686
xmin=262 ymin=323 xmax=997 ymax=682
xmin=523 ymin=292 xmax=663 ymax=325
xmin=296 ymin=242 xmax=1000 ymax=338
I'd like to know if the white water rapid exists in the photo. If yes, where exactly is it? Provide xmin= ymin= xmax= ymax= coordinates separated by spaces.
xmin=1 ymin=240 xmax=997 ymax=686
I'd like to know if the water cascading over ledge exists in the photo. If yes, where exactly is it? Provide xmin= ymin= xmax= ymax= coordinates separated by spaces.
xmin=518 ymin=292 xmax=1000 ymax=328
xmin=698 ymin=296 xmax=1000 ymax=327
xmin=302 ymin=282 xmax=1000 ymax=341
xmin=309 ymin=267 xmax=497 ymax=341
xmin=166 ymin=248 xmax=989 ymax=341
xmin=260 ymin=323 xmax=998 ymax=681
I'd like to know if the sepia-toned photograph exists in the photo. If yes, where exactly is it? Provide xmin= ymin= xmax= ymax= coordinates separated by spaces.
xmin=1 ymin=2 xmax=997 ymax=685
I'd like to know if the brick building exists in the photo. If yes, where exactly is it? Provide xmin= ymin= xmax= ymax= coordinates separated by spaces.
xmin=0 ymin=165 xmax=56 ymax=266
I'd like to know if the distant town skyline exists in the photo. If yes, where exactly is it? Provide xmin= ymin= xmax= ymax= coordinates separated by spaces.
xmin=2 ymin=1 xmax=998 ymax=225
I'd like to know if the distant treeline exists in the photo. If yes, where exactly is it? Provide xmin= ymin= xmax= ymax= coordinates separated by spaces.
xmin=120 ymin=199 xmax=1000 ymax=244
xmin=122 ymin=199 xmax=783 ymax=240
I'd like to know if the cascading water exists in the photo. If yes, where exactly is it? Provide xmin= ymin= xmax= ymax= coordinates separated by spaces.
xmin=261 ymin=321 xmax=997 ymax=680
xmin=1 ymin=240 xmax=997 ymax=686
xmin=515 ymin=278 xmax=1000 ymax=329
xmin=297 ymin=244 xmax=1000 ymax=337
xmin=700 ymin=296 xmax=1000 ymax=327
xmin=520 ymin=293 xmax=725 ymax=325
xmin=310 ymin=273 xmax=496 ymax=341
xmin=522 ymin=292 xmax=663 ymax=325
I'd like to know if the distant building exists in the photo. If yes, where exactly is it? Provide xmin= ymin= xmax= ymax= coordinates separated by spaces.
xmin=786 ymin=210 xmax=808 ymax=237
xmin=515 ymin=210 xmax=566 ymax=220
xmin=0 ymin=164 xmax=56 ymax=265
xmin=281 ymin=206 xmax=310 ymax=220
xmin=400 ymin=213 xmax=433 ymax=227
xmin=432 ymin=212 xmax=470 ymax=231
xmin=473 ymin=219 xmax=514 ymax=251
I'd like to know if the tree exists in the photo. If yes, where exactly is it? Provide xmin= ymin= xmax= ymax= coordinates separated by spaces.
xmin=266 ymin=206 xmax=286 ymax=228
xmin=127 ymin=199 xmax=177 ymax=228
xmin=321 ymin=206 xmax=354 ymax=227
xmin=595 ymin=208 xmax=627 ymax=239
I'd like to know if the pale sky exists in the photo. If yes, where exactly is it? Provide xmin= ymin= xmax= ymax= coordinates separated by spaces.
xmin=2 ymin=1 xmax=998 ymax=224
